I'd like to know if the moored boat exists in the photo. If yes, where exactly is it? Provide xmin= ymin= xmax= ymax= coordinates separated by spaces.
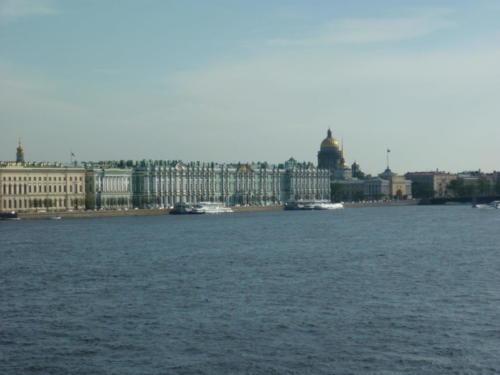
xmin=0 ymin=211 xmax=20 ymax=220
xmin=314 ymin=202 xmax=344 ymax=210
xmin=169 ymin=202 xmax=193 ymax=215
xmin=284 ymin=200 xmax=343 ymax=210
xmin=191 ymin=202 xmax=233 ymax=214
xmin=473 ymin=200 xmax=500 ymax=209
xmin=284 ymin=201 xmax=304 ymax=210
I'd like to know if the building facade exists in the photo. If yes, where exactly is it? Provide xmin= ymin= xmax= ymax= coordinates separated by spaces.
xmin=404 ymin=171 xmax=457 ymax=198
xmin=0 ymin=162 xmax=86 ymax=212
xmin=85 ymin=166 xmax=133 ymax=209
xmin=130 ymin=158 xmax=330 ymax=208
xmin=379 ymin=168 xmax=412 ymax=199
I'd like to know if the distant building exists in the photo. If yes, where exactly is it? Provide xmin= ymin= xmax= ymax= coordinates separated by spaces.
xmin=404 ymin=171 xmax=457 ymax=198
xmin=364 ymin=177 xmax=391 ymax=200
xmin=0 ymin=163 xmax=85 ymax=212
xmin=131 ymin=158 xmax=330 ymax=208
xmin=379 ymin=168 xmax=412 ymax=199
xmin=85 ymin=166 xmax=132 ymax=210
xmin=317 ymin=129 xmax=352 ymax=180
xmin=0 ymin=143 xmax=85 ymax=212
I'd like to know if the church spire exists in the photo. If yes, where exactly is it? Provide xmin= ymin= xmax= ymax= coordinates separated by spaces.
xmin=16 ymin=138 xmax=25 ymax=163
xmin=327 ymin=128 xmax=332 ymax=138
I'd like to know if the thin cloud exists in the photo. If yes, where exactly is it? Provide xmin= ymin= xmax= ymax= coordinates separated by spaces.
xmin=0 ymin=0 xmax=60 ymax=21
xmin=269 ymin=10 xmax=454 ymax=46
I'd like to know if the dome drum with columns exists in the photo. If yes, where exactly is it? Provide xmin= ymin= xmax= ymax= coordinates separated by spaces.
xmin=317 ymin=129 xmax=352 ymax=180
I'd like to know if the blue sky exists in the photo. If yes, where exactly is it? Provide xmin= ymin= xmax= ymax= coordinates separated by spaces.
xmin=1 ymin=0 xmax=500 ymax=174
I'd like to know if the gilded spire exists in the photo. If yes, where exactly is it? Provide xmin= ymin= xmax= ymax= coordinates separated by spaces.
xmin=16 ymin=138 xmax=25 ymax=163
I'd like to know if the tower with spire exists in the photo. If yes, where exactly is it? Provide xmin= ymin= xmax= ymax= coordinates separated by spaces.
xmin=16 ymin=138 xmax=25 ymax=164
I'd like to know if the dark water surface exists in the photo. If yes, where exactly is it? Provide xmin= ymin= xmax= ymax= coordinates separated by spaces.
xmin=1 ymin=206 xmax=500 ymax=374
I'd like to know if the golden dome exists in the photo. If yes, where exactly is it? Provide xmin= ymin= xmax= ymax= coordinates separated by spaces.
xmin=320 ymin=129 xmax=340 ymax=150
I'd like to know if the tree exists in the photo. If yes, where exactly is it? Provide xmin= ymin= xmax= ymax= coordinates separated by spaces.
xmin=447 ymin=179 xmax=465 ymax=197
xmin=331 ymin=182 xmax=343 ymax=202
xmin=495 ymin=180 xmax=500 ymax=195
xmin=411 ymin=182 xmax=435 ymax=199
xmin=85 ymin=196 xmax=94 ymax=209
xmin=477 ymin=177 xmax=492 ymax=196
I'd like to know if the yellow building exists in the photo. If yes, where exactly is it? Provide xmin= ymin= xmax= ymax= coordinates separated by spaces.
xmin=0 ymin=162 xmax=86 ymax=213
xmin=379 ymin=168 xmax=412 ymax=199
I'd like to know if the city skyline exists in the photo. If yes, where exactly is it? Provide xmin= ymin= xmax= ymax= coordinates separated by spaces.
xmin=2 ymin=0 xmax=500 ymax=174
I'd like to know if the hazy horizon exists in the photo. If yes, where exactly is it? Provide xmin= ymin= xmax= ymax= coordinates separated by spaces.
xmin=2 ymin=0 xmax=500 ymax=175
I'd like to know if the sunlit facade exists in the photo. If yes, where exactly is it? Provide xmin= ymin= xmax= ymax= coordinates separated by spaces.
xmin=0 ymin=162 xmax=86 ymax=212
xmin=132 ymin=159 xmax=330 ymax=208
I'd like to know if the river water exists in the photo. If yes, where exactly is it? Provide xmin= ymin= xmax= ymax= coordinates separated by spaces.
xmin=1 ymin=206 xmax=499 ymax=374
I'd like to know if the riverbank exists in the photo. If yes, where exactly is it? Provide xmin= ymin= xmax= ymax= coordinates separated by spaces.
xmin=344 ymin=199 xmax=420 ymax=208
xmin=13 ymin=200 xmax=420 ymax=220
xmin=17 ymin=205 xmax=284 ymax=220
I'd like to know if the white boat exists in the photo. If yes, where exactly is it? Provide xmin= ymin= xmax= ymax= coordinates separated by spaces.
xmin=191 ymin=202 xmax=233 ymax=214
xmin=314 ymin=202 xmax=344 ymax=210
xmin=490 ymin=201 xmax=500 ymax=209
xmin=284 ymin=200 xmax=344 ymax=211
xmin=474 ymin=201 xmax=500 ymax=209
xmin=284 ymin=201 xmax=304 ymax=210
xmin=48 ymin=216 xmax=62 ymax=220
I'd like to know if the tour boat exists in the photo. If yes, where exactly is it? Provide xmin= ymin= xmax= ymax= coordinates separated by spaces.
xmin=473 ymin=201 xmax=500 ymax=209
xmin=314 ymin=202 xmax=344 ymax=210
xmin=191 ymin=202 xmax=233 ymax=214
xmin=285 ymin=200 xmax=343 ymax=211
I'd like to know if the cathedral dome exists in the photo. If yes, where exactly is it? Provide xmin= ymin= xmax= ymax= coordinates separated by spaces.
xmin=320 ymin=129 xmax=340 ymax=150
